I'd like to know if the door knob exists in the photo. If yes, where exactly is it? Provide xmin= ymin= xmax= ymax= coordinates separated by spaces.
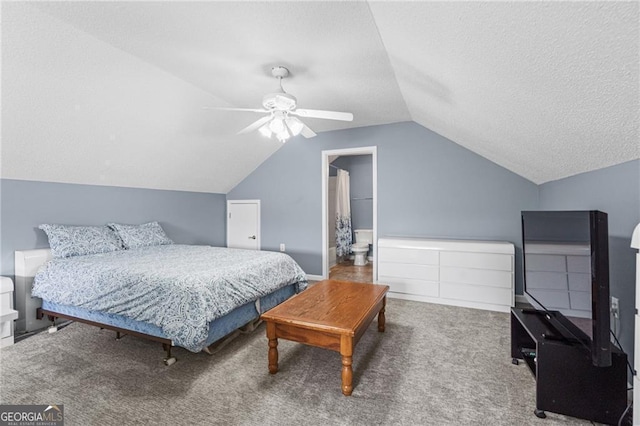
xmin=248 ymin=235 xmax=256 ymax=240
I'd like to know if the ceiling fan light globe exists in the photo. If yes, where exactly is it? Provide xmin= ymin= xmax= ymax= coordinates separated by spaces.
xmin=269 ymin=118 xmax=285 ymax=133
xmin=258 ymin=124 xmax=272 ymax=138
xmin=285 ymin=117 xmax=304 ymax=136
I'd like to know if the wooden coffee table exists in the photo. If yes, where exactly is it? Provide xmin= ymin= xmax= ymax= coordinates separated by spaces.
xmin=260 ymin=279 xmax=389 ymax=396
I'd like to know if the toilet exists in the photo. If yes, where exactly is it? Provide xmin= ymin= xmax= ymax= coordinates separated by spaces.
xmin=352 ymin=229 xmax=373 ymax=266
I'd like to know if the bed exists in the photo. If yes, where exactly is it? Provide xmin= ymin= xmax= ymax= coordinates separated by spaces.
xmin=19 ymin=243 xmax=307 ymax=365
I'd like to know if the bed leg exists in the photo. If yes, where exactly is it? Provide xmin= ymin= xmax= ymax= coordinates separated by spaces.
xmin=162 ymin=343 xmax=176 ymax=366
xmin=116 ymin=331 xmax=123 ymax=340
xmin=46 ymin=315 xmax=58 ymax=333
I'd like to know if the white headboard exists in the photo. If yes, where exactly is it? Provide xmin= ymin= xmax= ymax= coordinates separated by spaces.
xmin=15 ymin=249 xmax=52 ymax=277
xmin=14 ymin=249 xmax=52 ymax=332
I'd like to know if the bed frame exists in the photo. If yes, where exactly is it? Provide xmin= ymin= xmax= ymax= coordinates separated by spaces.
xmin=36 ymin=306 xmax=177 ymax=363
xmin=16 ymin=248 xmax=298 ymax=365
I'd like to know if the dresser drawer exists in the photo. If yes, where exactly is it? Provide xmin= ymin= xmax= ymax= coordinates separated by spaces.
xmin=440 ymin=251 xmax=513 ymax=271
xmin=378 ymin=262 xmax=438 ymax=281
xmin=378 ymin=247 xmax=439 ymax=265
xmin=440 ymin=267 xmax=512 ymax=289
xmin=440 ymin=283 xmax=512 ymax=306
xmin=379 ymin=275 xmax=439 ymax=298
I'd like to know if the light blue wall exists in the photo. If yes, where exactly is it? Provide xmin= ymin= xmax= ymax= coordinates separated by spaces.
xmin=228 ymin=121 xmax=539 ymax=290
xmin=539 ymin=159 xmax=640 ymax=369
xmin=0 ymin=179 xmax=227 ymax=277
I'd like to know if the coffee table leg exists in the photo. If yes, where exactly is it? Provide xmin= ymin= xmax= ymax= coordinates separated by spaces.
xmin=340 ymin=335 xmax=353 ymax=396
xmin=266 ymin=321 xmax=278 ymax=374
xmin=378 ymin=296 xmax=386 ymax=332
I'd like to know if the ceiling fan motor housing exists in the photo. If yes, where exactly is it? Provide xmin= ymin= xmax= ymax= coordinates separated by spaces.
xmin=262 ymin=92 xmax=297 ymax=111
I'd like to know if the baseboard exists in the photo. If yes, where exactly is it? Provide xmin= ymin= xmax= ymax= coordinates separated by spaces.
xmin=347 ymin=255 xmax=374 ymax=262
xmin=306 ymin=274 xmax=324 ymax=281
xmin=386 ymin=291 xmax=512 ymax=313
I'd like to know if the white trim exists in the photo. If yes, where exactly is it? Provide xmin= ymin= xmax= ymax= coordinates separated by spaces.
xmin=386 ymin=292 xmax=512 ymax=313
xmin=226 ymin=199 xmax=261 ymax=250
xmin=321 ymin=147 xmax=378 ymax=281
xmin=328 ymin=246 xmax=337 ymax=268
xmin=377 ymin=237 xmax=514 ymax=254
xmin=306 ymin=274 xmax=324 ymax=282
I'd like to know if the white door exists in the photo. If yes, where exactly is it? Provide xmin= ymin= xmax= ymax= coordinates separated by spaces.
xmin=227 ymin=200 xmax=260 ymax=250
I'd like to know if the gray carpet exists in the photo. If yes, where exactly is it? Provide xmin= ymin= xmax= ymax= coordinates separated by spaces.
xmin=0 ymin=299 xmax=591 ymax=425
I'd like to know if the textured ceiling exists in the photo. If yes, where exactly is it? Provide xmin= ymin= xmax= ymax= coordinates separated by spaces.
xmin=369 ymin=1 xmax=639 ymax=184
xmin=2 ymin=1 xmax=638 ymax=192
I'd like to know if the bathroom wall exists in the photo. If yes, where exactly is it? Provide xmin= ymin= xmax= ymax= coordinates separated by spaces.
xmin=328 ymin=176 xmax=337 ymax=247
xmin=351 ymin=155 xmax=374 ymax=232
xmin=328 ymin=176 xmax=337 ymax=267
xmin=331 ymin=155 xmax=373 ymax=233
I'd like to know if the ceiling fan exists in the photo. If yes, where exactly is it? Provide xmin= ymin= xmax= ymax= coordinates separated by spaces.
xmin=210 ymin=66 xmax=353 ymax=142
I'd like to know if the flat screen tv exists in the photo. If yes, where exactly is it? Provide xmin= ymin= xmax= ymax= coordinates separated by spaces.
xmin=521 ymin=210 xmax=611 ymax=367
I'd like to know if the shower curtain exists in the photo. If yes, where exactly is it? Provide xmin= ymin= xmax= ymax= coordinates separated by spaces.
xmin=335 ymin=169 xmax=352 ymax=260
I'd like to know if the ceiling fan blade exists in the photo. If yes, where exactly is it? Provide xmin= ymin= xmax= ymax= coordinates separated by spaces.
xmin=203 ymin=106 xmax=269 ymax=113
xmin=292 ymin=108 xmax=353 ymax=122
xmin=238 ymin=115 xmax=273 ymax=134
xmin=300 ymin=124 xmax=317 ymax=138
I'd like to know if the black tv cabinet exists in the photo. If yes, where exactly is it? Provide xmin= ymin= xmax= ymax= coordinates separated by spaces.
xmin=511 ymin=307 xmax=627 ymax=424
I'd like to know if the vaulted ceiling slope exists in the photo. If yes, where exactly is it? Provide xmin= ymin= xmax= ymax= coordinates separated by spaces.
xmin=2 ymin=2 xmax=638 ymax=193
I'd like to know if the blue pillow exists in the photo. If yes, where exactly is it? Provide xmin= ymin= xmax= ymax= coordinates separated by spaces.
xmin=39 ymin=224 xmax=123 ymax=258
xmin=108 ymin=221 xmax=173 ymax=249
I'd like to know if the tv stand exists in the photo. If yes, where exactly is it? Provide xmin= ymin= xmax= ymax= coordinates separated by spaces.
xmin=511 ymin=308 xmax=627 ymax=424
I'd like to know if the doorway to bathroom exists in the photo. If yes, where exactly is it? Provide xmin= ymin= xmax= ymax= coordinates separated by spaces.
xmin=321 ymin=147 xmax=377 ymax=283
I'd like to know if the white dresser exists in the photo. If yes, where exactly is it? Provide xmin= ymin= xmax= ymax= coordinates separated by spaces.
xmin=377 ymin=238 xmax=515 ymax=312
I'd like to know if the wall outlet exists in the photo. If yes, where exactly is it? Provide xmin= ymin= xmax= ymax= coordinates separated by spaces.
xmin=611 ymin=296 xmax=620 ymax=319
xmin=279 ymin=243 xmax=285 ymax=252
